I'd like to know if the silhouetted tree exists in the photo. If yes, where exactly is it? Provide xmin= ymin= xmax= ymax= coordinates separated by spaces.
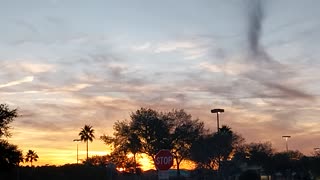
xmin=0 ymin=104 xmax=18 ymax=138
xmin=85 ymin=155 xmax=109 ymax=167
xmin=86 ymin=150 xmax=142 ymax=173
xmin=215 ymin=126 xmax=234 ymax=160
xmin=0 ymin=139 xmax=23 ymax=170
xmin=0 ymin=104 xmax=23 ymax=171
xmin=101 ymin=120 xmax=142 ymax=173
xmin=79 ymin=125 xmax=95 ymax=161
xmin=246 ymin=142 xmax=273 ymax=163
xmin=109 ymin=149 xmax=142 ymax=172
xmin=25 ymin=150 xmax=39 ymax=166
xmin=214 ymin=126 xmax=236 ymax=179
xmin=130 ymin=108 xmax=172 ymax=165
xmin=191 ymin=125 xmax=243 ymax=179
xmin=272 ymin=150 xmax=307 ymax=179
xmin=245 ymin=142 xmax=274 ymax=176
xmin=166 ymin=109 xmax=205 ymax=176
xmin=190 ymin=134 xmax=214 ymax=169
xmin=126 ymin=132 xmax=141 ymax=173
xmin=309 ymin=155 xmax=320 ymax=179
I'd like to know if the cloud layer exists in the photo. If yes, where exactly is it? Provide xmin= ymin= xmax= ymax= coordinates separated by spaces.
xmin=1 ymin=0 xmax=319 ymax=166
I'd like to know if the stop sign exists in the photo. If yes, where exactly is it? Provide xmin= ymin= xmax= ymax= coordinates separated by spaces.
xmin=154 ymin=149 xmax=174 ymax=171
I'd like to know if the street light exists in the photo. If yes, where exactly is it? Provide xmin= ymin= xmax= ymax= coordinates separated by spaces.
xmin=211 ymin=108 xmax=224 ymax=132
xmin=73 ymin=139 xmax=81 ymax=164
xmin=282 ymin=135 xmax=291 ymax=152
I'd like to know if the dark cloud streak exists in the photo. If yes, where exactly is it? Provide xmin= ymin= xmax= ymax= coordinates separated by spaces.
xmin=246 ymin=0 xmax=314 ymax=100
xmin=247 ymin=0 xmax=264 ymax=56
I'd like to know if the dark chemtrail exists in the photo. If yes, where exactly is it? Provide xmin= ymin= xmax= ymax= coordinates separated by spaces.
xmin=248 ymin=0 xmax=264 ymax=56
xmin=245 ymin=0 xmax=313 ymax=100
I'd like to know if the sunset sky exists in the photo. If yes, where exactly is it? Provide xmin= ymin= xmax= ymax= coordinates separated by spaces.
xmin=1 ymin=0 xmax=320 ymax=168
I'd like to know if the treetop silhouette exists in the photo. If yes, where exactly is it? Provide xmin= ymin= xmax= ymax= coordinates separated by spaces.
xmin=79 ymin=124 xmax=95 ymax=161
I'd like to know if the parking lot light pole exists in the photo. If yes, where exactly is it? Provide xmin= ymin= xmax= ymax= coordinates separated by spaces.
xmin=211 ymin=108 xmax=224 ymax=132
xmin=73 ymin=139 xmax=81 ymax=164
xmin=282 ymin=136 xmax=291 ymax=152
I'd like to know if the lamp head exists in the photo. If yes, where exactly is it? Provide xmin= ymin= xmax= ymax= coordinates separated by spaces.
xmin=211 ymin=109 xmax=224 ymax=113
xmin=282 ymin=135 xmax=291 ymax=140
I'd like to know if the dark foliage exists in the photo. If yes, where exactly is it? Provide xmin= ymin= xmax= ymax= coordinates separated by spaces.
xmin=190 ymin=126 xmax=242 ymax=170
xmin=101 ymin=108 xmax=205 ymax=177
xmin=0 ymin=165 xmax=185 ymax=180
xmin=131 ymin=108 xmax=172 ymax=160
xmin=100 ymin=120 xmax=142 ymax=173
xmin=239 ymin=170 xmax=260 ymax=180
xmin=0 ymin=104 xmax=17 ymax=138
xmin=13 ymin=165 xmax=114 ymax=180
xmin=0 ymin=104 xmax=23 ymax=172
xmin=25 ymin=149 xmax=39 ymax=166
xmin=79 ymin=124 xmax=95 ymax=161
xmin=166 ymin=109 xmax=204 ymax=176
xmin=0 ymin=140 xmax=23 ymax=171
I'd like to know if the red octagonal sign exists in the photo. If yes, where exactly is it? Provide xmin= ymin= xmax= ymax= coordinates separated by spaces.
xmin=154 ymin=149 xmax=174 ymax=170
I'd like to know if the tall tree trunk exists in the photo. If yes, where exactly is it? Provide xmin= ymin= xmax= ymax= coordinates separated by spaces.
xmin=86 ymin=140 xmax=89 ymax=161
xmin=176 ymin=157 xmax=181 ymax=177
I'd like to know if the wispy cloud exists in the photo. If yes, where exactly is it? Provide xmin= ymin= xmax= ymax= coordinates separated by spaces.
xmin=54 ymin=83 xmax=92 ymax=92
xmin=131 ymin=42 xmax=151 ymax=51
xmin=0 ymin=61 xmax=56 ymax=79
xmin=155 ymin=39 xmax=209 ymax=59
xmin=0 ymin=76 xmax=34 ymax=88
xmin=19 ymin=63 xmax=55 ymax=73
xmin=199 ymin=61 xmax=256 ymax=76
xmin=154 ymin=41 xmax=197 ymax=53
xmin=131 ymin=37 xmax=212 ymax=60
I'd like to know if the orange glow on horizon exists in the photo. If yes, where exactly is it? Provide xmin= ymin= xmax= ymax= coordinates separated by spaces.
xmin=15 ymin=144 xmax=194 ymax=171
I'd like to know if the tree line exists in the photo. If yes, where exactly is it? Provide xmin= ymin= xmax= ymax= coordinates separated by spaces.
xmin=96 ymin=107 xmax=320 ymax=179
xmin=1 ymin=104 xmax=320 ymax=180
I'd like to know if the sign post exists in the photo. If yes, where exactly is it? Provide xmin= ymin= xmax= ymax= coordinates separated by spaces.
xmin=154 ymin=149 xmax=174 ymax=180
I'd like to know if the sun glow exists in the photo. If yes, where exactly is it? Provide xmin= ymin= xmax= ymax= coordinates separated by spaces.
xmin=137 ymin=154 xmax=155 ymax=170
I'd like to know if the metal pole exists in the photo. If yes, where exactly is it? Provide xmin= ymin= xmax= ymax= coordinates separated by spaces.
xmin=216 ymin=112 xmax=220 ymax=132
xmin=77 ymin=143 xmax=79 ymax=164
xmin=216 ymin=112 xmax=220 ymax=180
xmin=210 ymin=109 xmax=224 ymax=180
xmin=73 ymin=139 xmax=81 ymax=164
xmin=282 ymin=136 xmax=290 ymax=152
xmin=211 ymin=109 xmax=224 ymax=133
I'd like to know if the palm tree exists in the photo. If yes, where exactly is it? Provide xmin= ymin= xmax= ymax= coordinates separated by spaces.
xmin=79 ymin=124 xmax=95 ymax=161
xmin=25 ymin=150 xmax=39 ymax=166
